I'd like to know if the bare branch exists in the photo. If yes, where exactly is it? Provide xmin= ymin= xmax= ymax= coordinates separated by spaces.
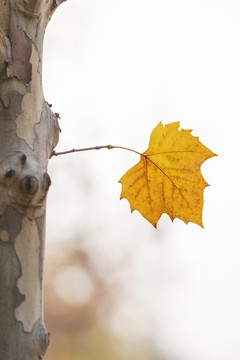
xmin=51 ymin=144 xmax=143 ymax=158
xmin=51 ymin=145 xmax=113 ymax=157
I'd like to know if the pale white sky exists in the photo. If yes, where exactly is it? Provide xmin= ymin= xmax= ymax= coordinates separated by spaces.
xmin=43 ymin=1 xmax=240 ymax=359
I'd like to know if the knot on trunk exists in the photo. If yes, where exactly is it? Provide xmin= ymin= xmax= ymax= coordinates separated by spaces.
xmin=0 ymin=151 xmax=51 ymax=219
xmin=20 ymin=175 xmax=39 ymax=195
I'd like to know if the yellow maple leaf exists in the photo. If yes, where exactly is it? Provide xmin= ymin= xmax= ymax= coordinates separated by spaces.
xmin=119 ymin=122 xmax=217 ymax=227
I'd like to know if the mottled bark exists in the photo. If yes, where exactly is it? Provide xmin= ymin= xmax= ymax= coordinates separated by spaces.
xmin=0 ymin=0 xmax=65 ymax=359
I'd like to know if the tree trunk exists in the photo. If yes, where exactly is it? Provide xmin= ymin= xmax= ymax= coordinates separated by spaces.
xmin=0 ymin=1 xmax=64 ymax=358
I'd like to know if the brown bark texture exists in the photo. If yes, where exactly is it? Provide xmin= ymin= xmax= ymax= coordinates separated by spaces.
xmin=0 ymin=1 xmax=65 ymax=359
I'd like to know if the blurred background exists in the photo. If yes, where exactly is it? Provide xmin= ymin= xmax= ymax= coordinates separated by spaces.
xmin=42 ymin=1 xmax=240 ymax=359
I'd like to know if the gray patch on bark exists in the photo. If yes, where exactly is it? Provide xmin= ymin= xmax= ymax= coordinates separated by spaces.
xmin=0 ymin=208 xmax=49 ymax=359
xmin=0 ymin=206 xmax=23 ymax=243
xmin=0 ymin=243 xmax=21 ymax=359
xmin=0 ymin=208 xmax=23 ymax=358
xmin=1 ymin=93 xmax=10 ymax=108
xmin=36 ymin=213 xmax=46 ymax=284
xmin=7 ymin=10 xmax=32 ymax=84
xmin=0 ymin=90 xmax=23 ymax=120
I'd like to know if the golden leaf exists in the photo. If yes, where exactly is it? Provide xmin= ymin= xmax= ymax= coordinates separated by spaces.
xmin=119 ymin=122 xmax=217 ymax=227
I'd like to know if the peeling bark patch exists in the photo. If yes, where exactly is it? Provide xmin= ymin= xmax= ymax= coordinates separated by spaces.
xmin=16 ymin=45 xmax=44 ymax=148
xmin=34 ymin=102 xmax=60 ymax=162
xmin=0 ymin=90 xmax=23 ymax=120
xmin=14 ymin=217 xmax=41 ymax=332
xmin=0 ymin=206 xmax=23 ymax=243
xmin=1 ymin=93 xmax=10 ymax=108
xmin=0 ymin=36 xmax=9 ymax=74
xmin=7 ymin=11 xmax=32 ymax=84
xmin=0 ymin=229 xmax=10 ymax=242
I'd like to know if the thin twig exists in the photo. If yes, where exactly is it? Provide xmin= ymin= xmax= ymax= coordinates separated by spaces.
xmin=51 ymin=145 xmax=112 ymax=157
xmin=51 ymin=145 xmax=143 ymax=158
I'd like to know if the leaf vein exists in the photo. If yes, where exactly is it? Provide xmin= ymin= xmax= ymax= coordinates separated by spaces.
xmin=142 ymin=154 xmax=189 ymax=206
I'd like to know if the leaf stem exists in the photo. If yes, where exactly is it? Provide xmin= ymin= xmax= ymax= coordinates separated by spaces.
xmin=51 ymin=145 xmax=143 ymax=158
xmin=109 ymin=145 xmax=143 ymax=157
